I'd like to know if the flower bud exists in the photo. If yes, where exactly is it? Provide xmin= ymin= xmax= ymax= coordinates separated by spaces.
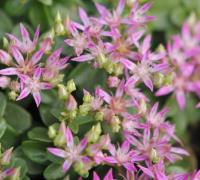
xmin=99 ymin=134 xmax=111 ymax=149
xmin=10 ymin=167 xmax=20 ymax=180
xmin=2 ymin=37 xmax=9 ymax=49
xmin=104 ymin=62 xmax=114 ymax=74
xmin=57 ymin=84 xmax=69 ymax=100
xmin=8 ymin=91 xmax=18 ymax=101
xmin=150 ymin=148 xmax=160 ymax=164
xmin=68 ymin=110 xmax=77 ymax=120
xmin=53 ymin=124 xmax=66 ymax=147
xmin=55 ymin=11 xmax=65 ymax=36
xmin=50 ymin=74 xmax=64 ymax=85
xmin=48 ymin=125 xmax=57 ymax=139
xmin=138 ymin=98 xmax=147 ymax=115
xmin=87 ymin=123 xmax=101 ymax=143
xmin=111 ymin=116 xmax=121 ymax=133
xmin=153 ymin=73 xmax=164 ymax=88
xmin=95 ymin=111 xmax=104 ymax=121
xmin=83 ymin=90 xmax=93 ymax=103
xmin=0 ymin=50 xmax=12 ymax=65
xmin=65 ymin=95 xmax=77 ymax=111
xmin=97 ymin=53 xmax=107 ymax=66
xmin=73 ymin=161 xmax=89 ymax=178
xmin=114 ymin=63 xmax=123 ymax=76
xmin=66 ymin=79 xmax=76 ymax=93
xmin=79 ymin=104 xmax=91 ymax=116
xmin=1 ymin=147 xmax=13 ymax=165
xmin=107 ymin=76 xmax=120 ymax=88
xmin=0 ymin=76 xmax=10 ymax=89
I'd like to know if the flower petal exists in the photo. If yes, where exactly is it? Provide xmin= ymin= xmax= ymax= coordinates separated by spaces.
xmin=0 ymin=68 xmax=18 ymax=75
xmin=62 ymin=159 xmax=72 ymax=172
xmin=72 ymin=54 xmax=94 ymax=62
xmin=33 ymin=91 xmax=41 ymax=107
xmin=11 ymin=46 xmax=24 ymax=66
xmin=47 ymin=148 xmax=66 ymax=158
xmin=156 ymin=85 xmax=174 ymax=96
xmin=17 ymin=87 xmax=30 ymax=101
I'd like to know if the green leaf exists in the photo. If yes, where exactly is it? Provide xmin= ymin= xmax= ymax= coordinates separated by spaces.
xmin=22 ymin=140 xmax=48 ymax=164
xmin=74 ymin=115 xmax=94 ymax=125
xmin=4 ymin=102 xmax=32 ymax=134
xmin=0 ymin=92 xmax=7 ymax=116
xmin=38 ymin=0 xmax=53 ymax=6
xmin=0 ymin=118 xmax=7 ymax=138
xmin=69 ymin=121 xmax=79 ymax=134
xmin=4 ymin=0 xmax=26 ymax=16
xmin=0 ymin=10 xmax=13 ymax=37
xmin=11 ymin=157 xmax=28 ymax=178
xmin=28 ymin=127 xmax=51 ymax=142
xmin=43 ymin=163 xmax=65 ymax=180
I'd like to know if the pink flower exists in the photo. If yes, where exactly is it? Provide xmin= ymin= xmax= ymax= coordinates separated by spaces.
xmin=47 ymin=122 xmax=88 ymax=173
xmin=7 ymin=23 xmax=40 ymax=53
xmin=93 ymin=169 xmax=113 ymax=180
xmin=17 ymin=68 xmax=53 ymax=107
xmin=0 ymin=46 xmax=44 ymax=77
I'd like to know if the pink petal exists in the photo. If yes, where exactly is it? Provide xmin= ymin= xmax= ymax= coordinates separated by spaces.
xmin=79 ymin=8 xmax=90 ymax=26
xmin=153 ymin=63 xmax=168 ymax=72
xmin=17 ymin=87 xmax=30 ymax=101
xmin=72 ymin=54 xmax=94 ymax=62
xmin=30 ymin=50 xmax=44 ymax=65
xmin=156 ymin=86 xmax=174 ymax=96
xmin=95 ymin=3 xmax=109 ymax=17
xmin=141 ymin=35 xmax=151 ymax=54
xmin=170 ymin=147 xmax=189 ymax=156
xmin=47 ymin=48 xmax=62 ymax=63
xmin=93 ymin=172 xmax=100 ymax=180
xmin=95 ymin=87 xmax=111 ymax=103
xmin=33 ymin=25 xmax=40 ymax=44
xmin=0 ymin=68 xmax=18 ymax=75
xmin=104 ymin=169 xmax=113 ymax=180
xmin=120 ymin=58 xmax=136 ymax=70
xmin=33 ymin=68 xmax=42 ymax=80
xmin=0 ymin=50 xmax=11 ymax=65
xmin=77 ymin=137 xmax=87 ymax=153
xmin=39 ymin=82 xmax=53 ymax=90
xmin=104 ymin=156 xmax=117 ymax=164
xmin=116 ymin=0 xmax=125 ymax=15
xmin=66 ymin=127 xmax=74 ymax=149
xmin=123 ymin=162 xmax=136 ymax=172
xmin=47 ymin=148 xmax=66 ymax=158
xmin=20 ymin=23 xmax=30 ymax=43
xmin=33 ymin=91 xmax=41 ymax=107
xmin=150 ymin=102 xmax=159 ymax=115
xmin=138 ymin=165 xmax=154 ymax=178
xmin=62 ymin=159 xmax=72 ymax=172
xmin=143 ymin=76 xmax=153 ymax=91
xmin=175 ymin=90 xmax=186 ymax=110
xmin=121 ymin=140 xmax=130 ymax=154
xmin=11 ymin=46 xmax=24 ymax=65
xmin=138 ymin=2 xmax=152 ymax=14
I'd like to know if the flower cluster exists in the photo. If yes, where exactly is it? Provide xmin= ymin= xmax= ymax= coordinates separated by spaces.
xmin=0 ymin=24 xmax=68 ymax=106
xmin=46 ymin=1 xmax=200 ymax=179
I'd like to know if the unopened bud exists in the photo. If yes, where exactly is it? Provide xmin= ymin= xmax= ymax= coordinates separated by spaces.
xmin=65 ymin=95 xmax=77 ymax=111
xmin=104 ymin=62 xmax=114 ymax=74
xmin=57 ymin=84 xmax=68 ymax=100
xmin=83 ymin=90 xmax=93 ymax=103
xmin=138 ymin=98 xmax=147 ymax=115
xmin=99 ymin=134 xmax=111 ymax=149
xmin=150 ymin=148 xmax=160 ymax=164
xmin=107 ymin=76 xmax=120 ymax=88
xmin=0 ymin=50 xmax=12 ymax=65
xmin=10 ymin=167 xmax=20 ymax=180
xmin=1 ymin=147 xmax=13 ymax=165
xmin=66 ymin=79 xmax=76 ymax=93
xmin=95 ymin=111 xmax=104 ymax=121
xmin=114 ymin=63 xmax=123 ymax=76
xmin=87 ymin=123 xmax=101 ymax=143
xmin=69 ymin=110 xmax=77 ymax=120
xmin=97 ymin=53 xmax=107 ymax=66
xmin=8 ymin=91 xmax=18 ymax=101
xmin=73 ymin=161 xmax=89 ymax=178
xmin=0 ymin=76 xmax=10 ymax=89
xmin=153 ymin=73 xmax=164 ymax=88
xmin=111 ymin=116 xmax=121 ymax=133
xmin=55 ymin=12 xmax=65 ymax=35
xmin=79 ymin=103 xmax=91 ymax=116
xmin=53 ymin=123 xmax=66 ymax=147
xmin=2 ymin=37 xmax=9 ymax=49
xmin=48 ymin=125 xmax=57 ymax=139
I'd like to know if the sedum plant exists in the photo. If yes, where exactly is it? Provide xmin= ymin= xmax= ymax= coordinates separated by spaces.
xmin=0 ymin=0 xmax=200 ymax=179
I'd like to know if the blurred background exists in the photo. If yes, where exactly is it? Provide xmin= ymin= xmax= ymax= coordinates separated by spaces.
xmin=0 ymin=0 xmax=200 ymax=179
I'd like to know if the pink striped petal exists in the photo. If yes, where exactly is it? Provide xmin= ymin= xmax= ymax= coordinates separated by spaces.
xmin=156 ymin=86 xmax=174 ymax=96
xmin=33 ymin=68 xmax=42 ymax=80
xmin=170 ymin=147 xmax=189 ymax=156
xmin=95 ymin=87 xmax=111 ymax=103
xmin=95 ymin=3 xmax=109 ymax=17
xmin=47 ymin=148 xmax=66 ymax=158
xmin=39 ymin=82 xmax=53 ymax=90
xmin=176 ymin=90 xmax=186 ymax=110
xmin=142 ymin=35 xmax=151 ymax=54
xmin=66 ymin=127 xmax=74 ymax=149
xmin=33 ymin=91 xmax=41 ymax=107
xmin=30 ymin=50 xmax=44 ymax=65
xmin=62 ymin=159 xmax=72 ymax=172
xmin=79 ymin=8 xmax=90 ymax=26
xmin=0 ymin=68 xmax=18 ymax=75
xmin=93 ymin=172 xmax=100 ymax=180
xmin=77 ymin=137 xmax=87 ymax=153
xmin=72 ymin=54 xmax=94 ymax=62
xmin=116 ymin=0 xmax=125 ymax=15
xmin=11 ymin=47 xmax=24 ymax=65
xmin=47 ymin=48 xmax=62 ymax=63
xmin=20 ymin=23 xmax=30 ymax=43
xmin=120 ymin=58 xmax=136 ymax=70
xmin=104 ymin=169 xmax=113 ymax=180
xmin=121 ymin=140 xmax=130 ymax=154
xmin=138 ymin=2 xmax=152 ymax=14
xmin=138 ymin=165 xmax=154 ymax=178
xmin=17 ymin=88 xmax=30 ymax=101
xmin=143 ymin=76 xmax=153 ymax=91
xmin=33 ymin=25 xmax=40 ymax=44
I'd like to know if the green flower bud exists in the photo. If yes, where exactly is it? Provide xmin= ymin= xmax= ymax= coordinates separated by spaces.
xmin=48 ymin=125 xmax=57 ymax=139
xmin=150 ymin=148 xmax=160 ymax=164
xmin=73 ymin=161 xmax=89 ymax=178
xmin=111 ymin=116 xmax=121 ymax=133
xmin=153 ymin=73 xmax=164 ymax=88
xmin=57 ymin=84 xmax=69 ymax=100
xmin=66 ymin=79 xmax=76 ymax=93
xmin=97 ymin=53 xmax=107 ymax=66
xmin=69 ymin=110 xmax=77 ymax=120
xmin=10 ymin=167 xmax=21 ymax=180
xmin=104 ymin=62 xmax=114 ymax=74
xmin=53 ymin=130 xmax=66 ymax=147
xmin=83 ymin=93 xmax=93 ymax=103
xmin=95 ymin=111 xmax=104 ymax=121
xmin=1 ymin=147 xmax=13 ymax=165
xmin=8 ymin=91 xmax=18 ymax=101
xmin=114 ymin=63 xmax=123 ymax=76
xmin=164 ymin=73 xmax=174 ymax=86
xmin=3 ymin=37 xmax=9 ymax=49
xmin=138 ymin=99 xmax=147 ymax=115
xmin=50 ymin=74 xmax=64 ymax=86
xmin=87 ymin=123 xmax=102 ymax=143
xmin=79 ymin=103 xmax=91 ymax=116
